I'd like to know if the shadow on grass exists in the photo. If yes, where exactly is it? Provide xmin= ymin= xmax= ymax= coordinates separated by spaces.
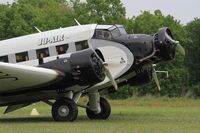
xmin=0 ymin=115 xmax=95 ymax=123
xmin=0 ymin=116 xmax=53 ymax=123
xmin=0 ymin=113 xmax=144 ymax=123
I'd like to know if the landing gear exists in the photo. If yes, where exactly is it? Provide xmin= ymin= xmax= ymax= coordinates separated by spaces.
xmin=49 ymin=91 xmax=111 ymax=121
xmin=51 ymin=98 xmax=78 ymax=122
xmin=86 ymin=97 xmax=111 ymax=120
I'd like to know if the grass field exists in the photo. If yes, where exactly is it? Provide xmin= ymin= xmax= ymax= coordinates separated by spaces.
xmin=0 ymin=98 xmax=200 ymax=133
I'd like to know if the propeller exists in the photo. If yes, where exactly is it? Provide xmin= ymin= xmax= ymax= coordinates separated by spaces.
xmin=152 ymin=64 xmax=161 ymax=91
xmin=165 ymin=32 xmax=185 ymax=56
xmin=175 ymin=41 xmax=185 ymax=56
xmin=103 ymin=63 xmax=118 ymax=91
xmin=92 ymin=49 xmax=118 ymax=91
xmin=152 ymin=28 xmax=185 ymax=92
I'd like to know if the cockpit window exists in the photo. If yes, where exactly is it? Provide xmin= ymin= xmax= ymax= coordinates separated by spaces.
xmin=109 ymin=27 xmax=121 ymax=38
xmin=118 ymin=27 xmax=127 ymax=34
xmin=95 ymin=30 xmax=103 ymax=38
xmin=109 ymin=25 xmax=127 ymax=38
xmin=94 ymin=25 xmax=127 ymax=40
xmin=95 ymin=30 xmax=112 ymax=40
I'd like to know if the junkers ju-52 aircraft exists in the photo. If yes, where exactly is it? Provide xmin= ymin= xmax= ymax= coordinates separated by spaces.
xmin=0 ymin=22 xmax=185 ymax=121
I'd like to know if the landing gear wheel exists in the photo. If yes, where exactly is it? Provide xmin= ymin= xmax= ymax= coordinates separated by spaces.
xmin=51 ymin=98 xmax=78 ymax=122
xmin=86 ymin=97 xmax=111 ymax=120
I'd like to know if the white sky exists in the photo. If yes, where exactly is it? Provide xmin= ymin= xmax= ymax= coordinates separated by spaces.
xmin=121 ymin=0 xmax=200 ymax=24
xmin=0 ymin=0 xmax=199 ymax=24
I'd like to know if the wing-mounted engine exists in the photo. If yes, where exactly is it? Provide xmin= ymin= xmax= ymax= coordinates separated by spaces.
xmin=39 ymin=49 xmax=105 ymax=87
xmin=70 ymin=49 xmax=105 ymax=86
xmin=128 ymin=65 xmax=153 ymax=86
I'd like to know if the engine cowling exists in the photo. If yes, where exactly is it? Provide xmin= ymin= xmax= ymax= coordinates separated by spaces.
xmin=70 ymin=49 xmax=105 ymax=86
xmin=154 ymin=27 xmax=176 ymax=61
xmin=39 ymin=49 xmax=105 ymax=87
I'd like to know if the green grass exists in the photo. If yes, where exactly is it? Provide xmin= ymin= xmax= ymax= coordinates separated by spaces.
xmin=0 ymin=98 xmax=200 ymax=133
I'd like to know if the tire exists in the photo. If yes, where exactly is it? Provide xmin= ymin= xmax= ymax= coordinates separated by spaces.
xmin=51 ymin=98 xmax=78 ymax=122
xmin=86 ymin=97 xmax=111 ymax=120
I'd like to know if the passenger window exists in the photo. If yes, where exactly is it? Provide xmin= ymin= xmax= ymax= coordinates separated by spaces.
xmin=36 ymin=48 xmax=49 ymax=58
xmin=75 ymin=40 xmax=89 ymax=51
xmin=0 ymin=56 xmax=8 ymax=62
xmin=56 ymin=44 xmax=68 ymax=55
xmin=16 ymin=52 xmax=29 ymax=62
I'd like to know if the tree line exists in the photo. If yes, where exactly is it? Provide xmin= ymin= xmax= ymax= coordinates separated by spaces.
xmin=0 ymin=0 xmax=199 ymax=98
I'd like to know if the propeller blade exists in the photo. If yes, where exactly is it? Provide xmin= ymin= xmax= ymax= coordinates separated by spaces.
xmin=152 ymin=65 xmax=161 ymax=91
xmin=103 ymin=65 xmax=118 ymax=91
xmin=175 ymin=41 xmax=185 ymax=56
xmin=165 ymin=32 xmax=175 ymax=44
xmin=165 ymin=33 xmax=185 ymax=56
xmin=91 ymin=48 xmax=118 ymax=91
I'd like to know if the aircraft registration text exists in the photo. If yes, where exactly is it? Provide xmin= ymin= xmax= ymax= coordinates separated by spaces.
xmin=39 ymin=34 xmax=65 ymax=46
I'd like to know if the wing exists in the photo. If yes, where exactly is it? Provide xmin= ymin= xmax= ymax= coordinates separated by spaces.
xmin=0 ymin=62 xmax=64 ymax=93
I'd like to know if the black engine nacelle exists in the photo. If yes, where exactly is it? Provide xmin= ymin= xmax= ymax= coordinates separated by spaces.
xmin=70 ymin=49 xmax=105 ymax=86
xmin=39 ymin=49 xmax=105 ymax=87
xmin=128 ymin=66 xmax=153 ymax=86
xmin=154 ymin=27 xmax=176 ymax=61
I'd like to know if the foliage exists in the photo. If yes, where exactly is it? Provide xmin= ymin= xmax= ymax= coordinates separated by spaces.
xmin=69 ymin=0 xmax=126 ymax=24
xmin=106 ymin=85 xmax=134 ymax=99
xmin=185 ymin=18 xmax=200 ymax=88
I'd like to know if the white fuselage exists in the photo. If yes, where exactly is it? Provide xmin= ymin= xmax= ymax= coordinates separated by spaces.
xmin=0 ymin=24 xmax=134 ymax=92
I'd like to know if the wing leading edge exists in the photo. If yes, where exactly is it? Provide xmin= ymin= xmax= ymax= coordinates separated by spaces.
xmin=0 ymin=62 xmax=64 ymax=94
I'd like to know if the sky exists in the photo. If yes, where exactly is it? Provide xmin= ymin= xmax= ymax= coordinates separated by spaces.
xmin=120 ymin=0 xmax=200 ymax=24
xmin=0 ymin=0 xmax=199 ymax=24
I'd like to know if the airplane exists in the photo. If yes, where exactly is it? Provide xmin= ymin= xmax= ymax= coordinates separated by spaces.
xmin=0 ymin=22 xmax=185 ymax=121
